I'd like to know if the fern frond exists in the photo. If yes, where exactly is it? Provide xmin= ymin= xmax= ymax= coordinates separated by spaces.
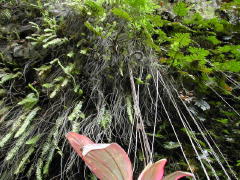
xmin=14 ymin=107 xmax=41 ymax=138
xmin=0 ymin=113 xmax=26 ymax=147
xmin=14 ymin=147 xmax=35 ymax=175
xmin=43 ymin=149 xmax=55 ymax=175
xmin=36 ymin=158 xmax=43 ymax=180
xmin=126 ymin=95 xmax=134 ymax=124
xmin=5 ymin=126 xmax=33 ymax=161
xmin=68 ymin=101 xmax=83 ymax=121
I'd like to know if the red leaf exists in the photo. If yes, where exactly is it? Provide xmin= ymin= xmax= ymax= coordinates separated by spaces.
xmin=138 ymin=159 xmax=167 ymax=180
xmin=66 ymin=132 xmax=133 ymax=180
xmin=163 ymin=171 xmax=194 ymax=180
xmin=65 ymin=132 xmax=94 ymax=158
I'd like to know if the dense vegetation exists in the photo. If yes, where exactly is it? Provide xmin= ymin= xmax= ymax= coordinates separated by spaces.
xmin=0 ymin=0 xmax=240 ymax=179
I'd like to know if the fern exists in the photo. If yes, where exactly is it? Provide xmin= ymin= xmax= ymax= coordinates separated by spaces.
xmin=214 ymin=61 xmax=240 ymax=72
xmin=126 ymin=95 xmax=134 ymax=124
xmin=125 ymin=0 xmax=156 ymax=13
xmin=207 ymin=36 xmax=221 ymax=45
xmin=26 ymin=134 xmax=42 ymax=145
xmin=14 ymin=107 xmax=40 ymax=138
xmin=0 ymin=72 xmax=22 ymax=85
xmin=172 ymin=33 xmax=191 ymax=49
xmin=14 ymin=147 xmax=35 ymax=175
xmin=112 ymin=8 xmax=132 ymax=21
xmin=43 ymin=149 xmax=55 ymax=175
xmin=0 ymin=133 xmax=13 ymax=148
xmin=18 ymin=93 xmax=39 ymax=109
xmin=36 ymin=158 xmax=44 ymax=180
xmin=72 ymin=121 xmax=81 ymax=132
xmin=173 ymin=2 xmax=189 ymax=17
xmin=52 ymin=117 xmax=65 ymax=144
xmin=99 ymin=108 xmax=112 ymax=129
xmin=6 ymin=126 xmax=33 ymax=161
xmin=0 ymin=113 xmax=26 ymax=148
xmin=41 ymin=141 xmax=51 ymax=158
xmin=68 ymin=101 xmax=85 ymax=132
xmin=84 ymin=21 xmax=103 ymax=36
xmin=42 ymin=37 xmax=68 ymax=48
xmin=68 ymin=101 xmax=84 ymax=121
xmin=85 ymin=0 xmax=105 ymax=16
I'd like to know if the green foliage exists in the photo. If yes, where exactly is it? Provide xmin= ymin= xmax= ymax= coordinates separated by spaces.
xmin=163 ymin=141 xmax=180 ymax=150
xmin=126 ymin=95 xmax=134 ymax=124
xmin=207 ymin=36 xmax=221 ymax=45
xmin=0 ymin=113 xmax=27 ymax=148
xmin=14 ymin=147 xmax=35 ymax=174
xmin=84 ymin=21 xmax=103 ymax=36
xmin=172 ymin=33 xmax=191 ymax=48
xmin=26 ymin=134 xmax=42 ymax=145
xmin=18 ymin=93 xmax=39 ymax=109
xmin=99 ymin=108 xmax=112 ymax=129
xmin=36 ymin=159 xmax=44 ymax=180
xmin=0 ymin=72 xmax=22 ymax=84
xmin=112 ymin=8 xmax=132 ymax=21
xmin=173 ymin=2 xmax=189 ymax=17
xmin=68 ymin=101 xmax=85 ymax=132
xmin=85 ymin=0 xmax=105 ymax=16
xmin=6 ymin=126 xmax=33 ymax=161
xmin=43 ymin=149 xmax=55 ymax=175
xmin=14 ymin=107 xmax=40 ymax=138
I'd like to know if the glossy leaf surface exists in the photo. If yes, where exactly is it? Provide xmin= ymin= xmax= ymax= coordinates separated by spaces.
xmin=138 ymin=159 xmax=167 ymax=180
xmin=163 ymin=171 xmax=194 ymax=180
xmin=65 ymin=132 xmax=94 ymax=158
xmin=66 ymin=132 xmax=133 ymax=180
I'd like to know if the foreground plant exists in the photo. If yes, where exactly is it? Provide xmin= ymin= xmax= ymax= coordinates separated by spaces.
xmin=66 ymin=132 xmax=194 ymax=180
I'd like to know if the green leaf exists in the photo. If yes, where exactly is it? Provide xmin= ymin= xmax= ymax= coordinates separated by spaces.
xmin=84 ymin=21 xmax=102 ymax=36
xmin=43 ymin=149 xmax=55 ymax=175
xmin=14 ymin=107 xmax=41 ymax=138
xmin=216 ymin=119 xmax=229 ymax=124
xmin=173 ymin=2 xmax=189 ymax=17
xmin=18 ymin=93 xmax=38 ymax=109
xmin=214 ymin=61 xmax=240 ymax=72
xmin=99 ymin=108 xmax=112 ymax=129
xmin=14 ymin=147 xmax=35 ymax=175
xmin=43 ymin=38 xmax=68 ymax=48
xmin=26 ymin=134 xmax=42 ymax=145
xmin=126 ymin=95 xmax=134 ymax=124
xmin=164 ymin=141 xmax=180 ymax=150
xmin=218 ymin=45 xmax=232 ymax=53
xmin=80 ymin=49 xmax=88 ymax=55
xmin=145 ymin=74 xmax=152 ymax=81
xmin=35 ymin=65 xmax=52 ymax=76
xmin=135 ymin=78 xmax=144 ymax=85
xmin=42 ymin=83 xmax=54 ymax=88
xmin=0 ymin=72 xmax=21 ymax=84
xmin=172 ymin=33 xmax=191 ymax=49
xmin=207 ymin=36 xmax=220 ymax=45
xmin=85 ymin=0 xmax=105 ymax=16
xmin=112 ymin=8 xmax=132 ymax=21
xmin=68 ymin=101 xmax=84 ymax=121
xmin=67 ymin=51 xmax=75 ymax=58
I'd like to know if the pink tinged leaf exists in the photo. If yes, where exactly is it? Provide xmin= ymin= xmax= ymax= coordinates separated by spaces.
xmin=65 ymin=132 xmax=94 ymax=158
xmin=138 ymin=159 xmax=167 ymax=180
xmin=82 ymin=144 xmax=110 ymax=156
xmin=82 ymin=143 xmax=133 ymax=180
xmin=163 ymin=171 xmax=194 ymax=180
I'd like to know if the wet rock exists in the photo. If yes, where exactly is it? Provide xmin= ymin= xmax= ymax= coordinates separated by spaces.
xmin=13 ymin=45 xmax=25 ymax=58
